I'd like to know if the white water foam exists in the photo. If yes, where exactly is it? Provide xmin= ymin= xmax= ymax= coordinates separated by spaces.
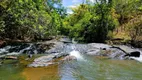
xmin=69 ymin=50 xmax=84 ymax=60
xmin=130 ymin=55 xmax=142 ymax=62
xmin=19 ymin=44 xmax=33 ymax=53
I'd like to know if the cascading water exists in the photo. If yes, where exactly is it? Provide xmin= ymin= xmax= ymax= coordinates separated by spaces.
xmin=68 ymin=43 xmax=84 ymax=61
xmin=130 ymin=55 xmax=142 ymax=62
xmin=129 ymin=49 xmax=142 ymax=62
xmin=69 ymin=50 xmax=84 ymax=60
xmin=19 ymin=44 xmax=33 ymax=53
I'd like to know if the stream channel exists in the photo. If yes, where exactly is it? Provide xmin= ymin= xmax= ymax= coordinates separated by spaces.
xmin=0 ymin=38 xmax=142 ymax=80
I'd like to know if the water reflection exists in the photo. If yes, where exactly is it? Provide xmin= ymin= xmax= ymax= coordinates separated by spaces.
xmin=59 ymin=55 xmax=142 ymax=80
xmin=22 ymin=64 xmax=60 ymax=80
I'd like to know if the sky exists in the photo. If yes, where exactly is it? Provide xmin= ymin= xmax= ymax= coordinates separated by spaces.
xmin=62 ymin=0 xmax=95 ymax=14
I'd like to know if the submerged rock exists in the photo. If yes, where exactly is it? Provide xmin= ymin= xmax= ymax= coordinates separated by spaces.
xmin=28 ymin=54 xmax=55 ymax=67
xmin=28 ymin=53 xmax=68 ymax=67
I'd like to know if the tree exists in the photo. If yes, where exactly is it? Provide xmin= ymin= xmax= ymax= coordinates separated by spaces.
xmin=0 ymin=0 xmax=66 ymax=40
xmin=62 ymin=0 xmax=116 ymax=43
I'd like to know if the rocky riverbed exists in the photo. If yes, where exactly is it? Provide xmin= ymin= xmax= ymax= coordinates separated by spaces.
xmin=0 ymin=37 xmax=142 ymax=80
xmin=0 ymin=37 xmax=142 ymax=67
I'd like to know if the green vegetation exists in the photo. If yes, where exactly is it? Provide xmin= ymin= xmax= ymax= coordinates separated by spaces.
xmin=0 ymin=0 xmax=142 ymax=43
xmin=62 ymin=0 xmax=116 ymax=42
xmin=0 ymin=0 xmax=66 ymax=40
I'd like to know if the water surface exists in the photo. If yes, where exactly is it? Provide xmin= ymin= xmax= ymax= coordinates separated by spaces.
xmin=0 ymin=55 xmax=142 ymax=80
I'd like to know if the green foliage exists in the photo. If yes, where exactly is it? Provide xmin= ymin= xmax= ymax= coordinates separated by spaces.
xmin=114 ymin=0 xmax=142 ymax=25
xmin=126 ymin=17 xmax=142 ymax=41
xmin=0 ymin=0 xmax=142 ymax=43
xmin=61 ymin=1 xmax=116 ymax=43
xmin=0 ymin=0 xmax=65 ymax=40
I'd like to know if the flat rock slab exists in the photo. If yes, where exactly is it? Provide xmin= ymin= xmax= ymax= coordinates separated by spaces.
xmin=88 ymin=43 xmax=111 ymax=49
xmin=28 ymin=53 xmax=65 ymax=67
xmin=112 ymin=45 xmax=138 ymax=53
xmin=28 ymin=54 xmax=55 ymax=67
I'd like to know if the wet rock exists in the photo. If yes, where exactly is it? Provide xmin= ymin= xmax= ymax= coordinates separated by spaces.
xmin=5 ymin=56 xmax=18 ymax=60
xmin=28 ymin=52 xmax=69 ymax=67
xmin=62 ymin=55 xmax=77 ymax=61
xmin=129 ymin=55 xmax=142 ymax=62
xmin=108 ymin=48 xmax=126 ymax=60
xmin=111 ymin=45 xmax=136 ymax=53
xmin=28 ymin=61 xmax=54 ymax=67
xmin=0 ymin=52 xmax=20 ymax=60
xmin=28 ymin=54 xmax=33 ymax=58
xmin=59 ymin=37 xmax=72 ymax=43
xmin=53 ymin=53 xmax=69 ymax=59
xmin=28 ymin=54 xmax=57 ymax=67
xmin=88 ymin=43 xmax=111 ymax=49
xmin=125 ymin=51 xmax=140 ymax=57
xmin=130 ymin=51 xmax=140 ymax=57
xmin=86 ymin=49 xmax=100 ymax=56
xmin=6 ymin=52 xmax=20 ymax=56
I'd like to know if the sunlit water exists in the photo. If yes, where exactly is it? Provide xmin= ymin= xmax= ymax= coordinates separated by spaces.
xmin=0 ymin=53 xmax=142 ymax=80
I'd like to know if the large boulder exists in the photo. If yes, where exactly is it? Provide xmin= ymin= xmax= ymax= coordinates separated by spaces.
xmin=125 ymin=51 xmax=140 ymax=57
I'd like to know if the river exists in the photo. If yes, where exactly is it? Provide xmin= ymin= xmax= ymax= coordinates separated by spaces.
xmin=0 ymin=39 xmax=142 ymax=80
xmin=0 ymin=54 xmax=142 ymax=80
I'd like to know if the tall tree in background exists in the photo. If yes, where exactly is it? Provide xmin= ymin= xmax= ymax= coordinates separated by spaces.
xmin=46 ymin=0 xmax=66 ymax=35
xmin=62 ymin=0 xmax=116 ymax=43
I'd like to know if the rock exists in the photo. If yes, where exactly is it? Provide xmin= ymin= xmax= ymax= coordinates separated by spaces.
xmin=130 ymin=51 xmax=140 ymax=57
xmin=28 ymin=54 xmax=33 ymax=58
xmin=59 ymin=37 xmax=72 ymax=43
xmin=0 ymin=61 xmax=3 ymax=65
xmin=100 ymin=48 xmax=107 ymax=50
xmin=62 ymin=55 xmax=77 ymax=61
xmin=125 ymin=51 xmax=140 ymax=57
xmin=111 ymin=45 xmax=136 ymax=53
xmin=28 ymin=54 xmax=56 ymax=67
xmin=108 ymin=48 xmax=126 ymax=59
xmin=6 ymin=52 xmax=20 ymax=56
xmin=86 ymin=49 xmax=100 ymax=56
xmin=28 ymin=61 xmax=54 ymax=67
xmin=130 ymin=55 xmax=142 ymax=62
xmin=0 ymin=40 xmax=6 ymax=48
xmin=88 ymin=43 xmax=111 ymax=50
xmin=5 ymin=56 xmax=18 ymax=60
